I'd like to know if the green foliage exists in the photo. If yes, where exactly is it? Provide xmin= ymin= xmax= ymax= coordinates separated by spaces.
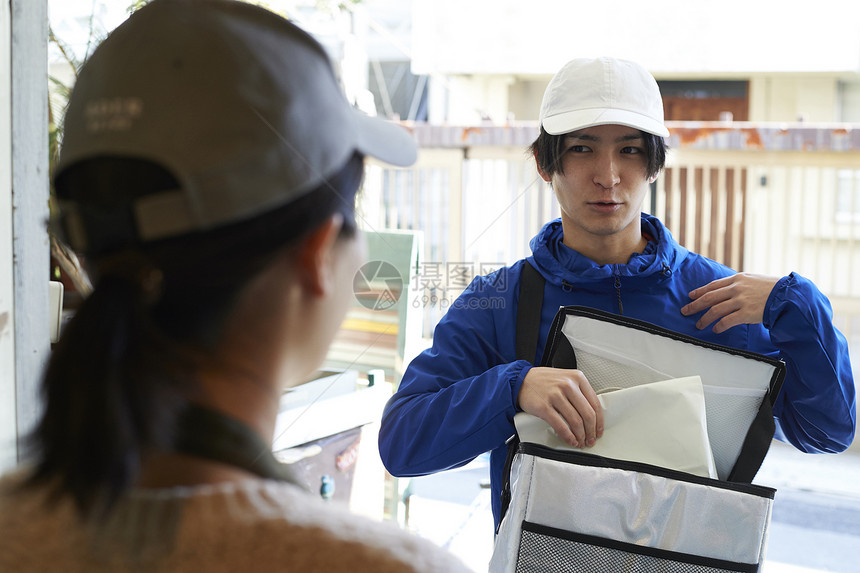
xmin=315 ymin=0 xmax=363 ymax=14
xmin=127 ymin=0 xmax=152 ymax=14
xmin=47 ymin=27 xmax=78 ymax=176
xmin=47 ymin=0 xmax=366 ymax=173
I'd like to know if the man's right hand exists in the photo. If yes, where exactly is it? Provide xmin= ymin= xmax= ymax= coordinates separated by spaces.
xmin=517 ymin=367 xmax=604 ymax=448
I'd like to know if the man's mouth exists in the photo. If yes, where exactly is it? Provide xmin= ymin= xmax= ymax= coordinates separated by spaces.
xmin=589 ymin=201 xmax=623 ymax=212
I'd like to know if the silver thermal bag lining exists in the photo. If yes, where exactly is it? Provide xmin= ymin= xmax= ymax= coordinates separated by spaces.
xmin=490 ymin=445 xmax=776 ymax=573
xmin=542 ymin=307 xmax=786 ymax=481
xmin=490 ymin=306 xmax=786 ymax=573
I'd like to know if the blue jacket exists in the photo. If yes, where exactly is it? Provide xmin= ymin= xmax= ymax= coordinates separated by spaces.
xmin=378 ymin=214 xmax=856 ymax=527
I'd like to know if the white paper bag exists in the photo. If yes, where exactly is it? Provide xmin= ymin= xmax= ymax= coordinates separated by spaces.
xmin=514 ymin=376 xmax=718 ymax=478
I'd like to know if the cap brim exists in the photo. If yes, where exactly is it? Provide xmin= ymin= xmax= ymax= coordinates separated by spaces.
xmin=353 ymin=112 xmax=418 ymax=167
xmin=543 ymin=108 xmax=670 ymax=138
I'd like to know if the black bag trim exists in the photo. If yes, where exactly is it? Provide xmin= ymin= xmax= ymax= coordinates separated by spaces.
xmin=497 ymin=434 xmax=519 ymax=534
xmin=543 ymin=306 xmax=787 ymax=405
xmin=517 ymin=442 xmax=776 ymax=498
xmin=727 ymin=388 xmax=777 ymax=482
xmin=549 ymin=333 xmax=577 ymax=370
xmin=518 ymin=520 xmax=760 ymax=573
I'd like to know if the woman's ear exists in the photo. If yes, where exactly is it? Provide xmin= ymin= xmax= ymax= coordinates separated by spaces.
xmin=296 ymin=214 xmax=343 ymax=297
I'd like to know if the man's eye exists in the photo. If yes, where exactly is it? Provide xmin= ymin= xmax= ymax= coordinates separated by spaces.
xmin=568 ymin=145 xmax=590 ymax=153
xmin=621 ymin=146 xmax=642 ymax=154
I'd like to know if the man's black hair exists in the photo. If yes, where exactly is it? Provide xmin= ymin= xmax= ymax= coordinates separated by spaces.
xmin=529 ymin=126 xmax=667 ymax=180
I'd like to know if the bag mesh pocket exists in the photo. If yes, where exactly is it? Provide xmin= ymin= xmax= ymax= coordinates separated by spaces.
xmin=574 ymin=348 xmax=667 ymax=392
xmin=515 ymin=522 xmax=757 ymax=573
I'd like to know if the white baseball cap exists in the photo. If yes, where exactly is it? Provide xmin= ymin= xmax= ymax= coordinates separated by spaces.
xmin=55 ymin=0 xmax=417 ymax=249
xmin=539 ymin=57 xmax=670 ymax=138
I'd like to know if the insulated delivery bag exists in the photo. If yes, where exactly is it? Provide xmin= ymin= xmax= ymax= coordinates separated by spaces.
xmin=490 ymin=300 xmax=786 ymax=573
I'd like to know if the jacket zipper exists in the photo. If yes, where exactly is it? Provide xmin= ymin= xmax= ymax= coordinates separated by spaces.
xmin=612 ymin=262 xmax=671 ymax=314
xmin=613 ymin=271 xmax=624 ymax=315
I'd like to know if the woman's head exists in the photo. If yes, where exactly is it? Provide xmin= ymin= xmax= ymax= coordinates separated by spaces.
xmin=51 ymin=0 xmax=415 ymax=337
xmin=54 ymin=152 xmax=363 ymax=347
xmin=54 ymin=0 xmax=414 ymax=253
xmin=32 ymin=0 xmax=417 ymax=517
xmin=39 ymin=150 xmax=367 ymax=518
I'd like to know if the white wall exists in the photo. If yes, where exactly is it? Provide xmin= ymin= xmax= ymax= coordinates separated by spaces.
xmin=412 ymin=0 xmax=860 ymax=126
xmin=434 ymin=70 xmax=855 ymax=127
xmin=749 ymin=75 xmax=841 ymax=123
xmin=0 ymin=0 xmax=17 ymax=473
xmin=841 ymin=80 xmax=860 ymax=122
xmin=412 ymin=0 xmax=860 ymax=76
xmin=1 ymin=0 xmax=50 ymax=472
xmin=426 ymin=74 xmax=515 ymax=124
xmin=507 ymin=79 xmax=544 ymax=123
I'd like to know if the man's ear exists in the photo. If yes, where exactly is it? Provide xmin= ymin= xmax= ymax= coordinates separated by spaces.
xmin=296 ymin=214 xmax=343 ymax=297
xmin=534 ymin=152 xmax=552 ymax=182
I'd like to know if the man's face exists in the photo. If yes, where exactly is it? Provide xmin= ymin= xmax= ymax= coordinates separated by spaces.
xmin=539 ymin=124 xmax=651 ymax=253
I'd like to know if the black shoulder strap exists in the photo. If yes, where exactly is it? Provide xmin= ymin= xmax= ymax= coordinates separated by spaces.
xmin=516 ymin=261 xmax=546 ymax=363
xmin=500 ymin=261 xmax=546 ymax=532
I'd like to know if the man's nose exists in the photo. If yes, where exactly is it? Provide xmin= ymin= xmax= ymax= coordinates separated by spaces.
xmin=592 ymin=154 xmax=620 ymax=189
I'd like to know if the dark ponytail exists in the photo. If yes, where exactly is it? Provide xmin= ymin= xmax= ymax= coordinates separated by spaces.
xmin=29 ymin=274 xmax=187 ymax=516
xmin=26 ymin=152 xmax=365 ymax=518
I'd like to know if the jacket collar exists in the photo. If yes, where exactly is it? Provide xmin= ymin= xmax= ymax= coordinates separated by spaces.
xmin=528 ymin=214 xmax=688 ymax=286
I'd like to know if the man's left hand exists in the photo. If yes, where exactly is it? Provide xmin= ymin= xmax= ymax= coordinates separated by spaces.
xmin=681 ymin=273 xmax=779 ymax=333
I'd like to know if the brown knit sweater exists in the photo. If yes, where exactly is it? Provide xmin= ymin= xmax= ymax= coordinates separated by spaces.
xmin=0 ymin=470 xmax=472 ymax=572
